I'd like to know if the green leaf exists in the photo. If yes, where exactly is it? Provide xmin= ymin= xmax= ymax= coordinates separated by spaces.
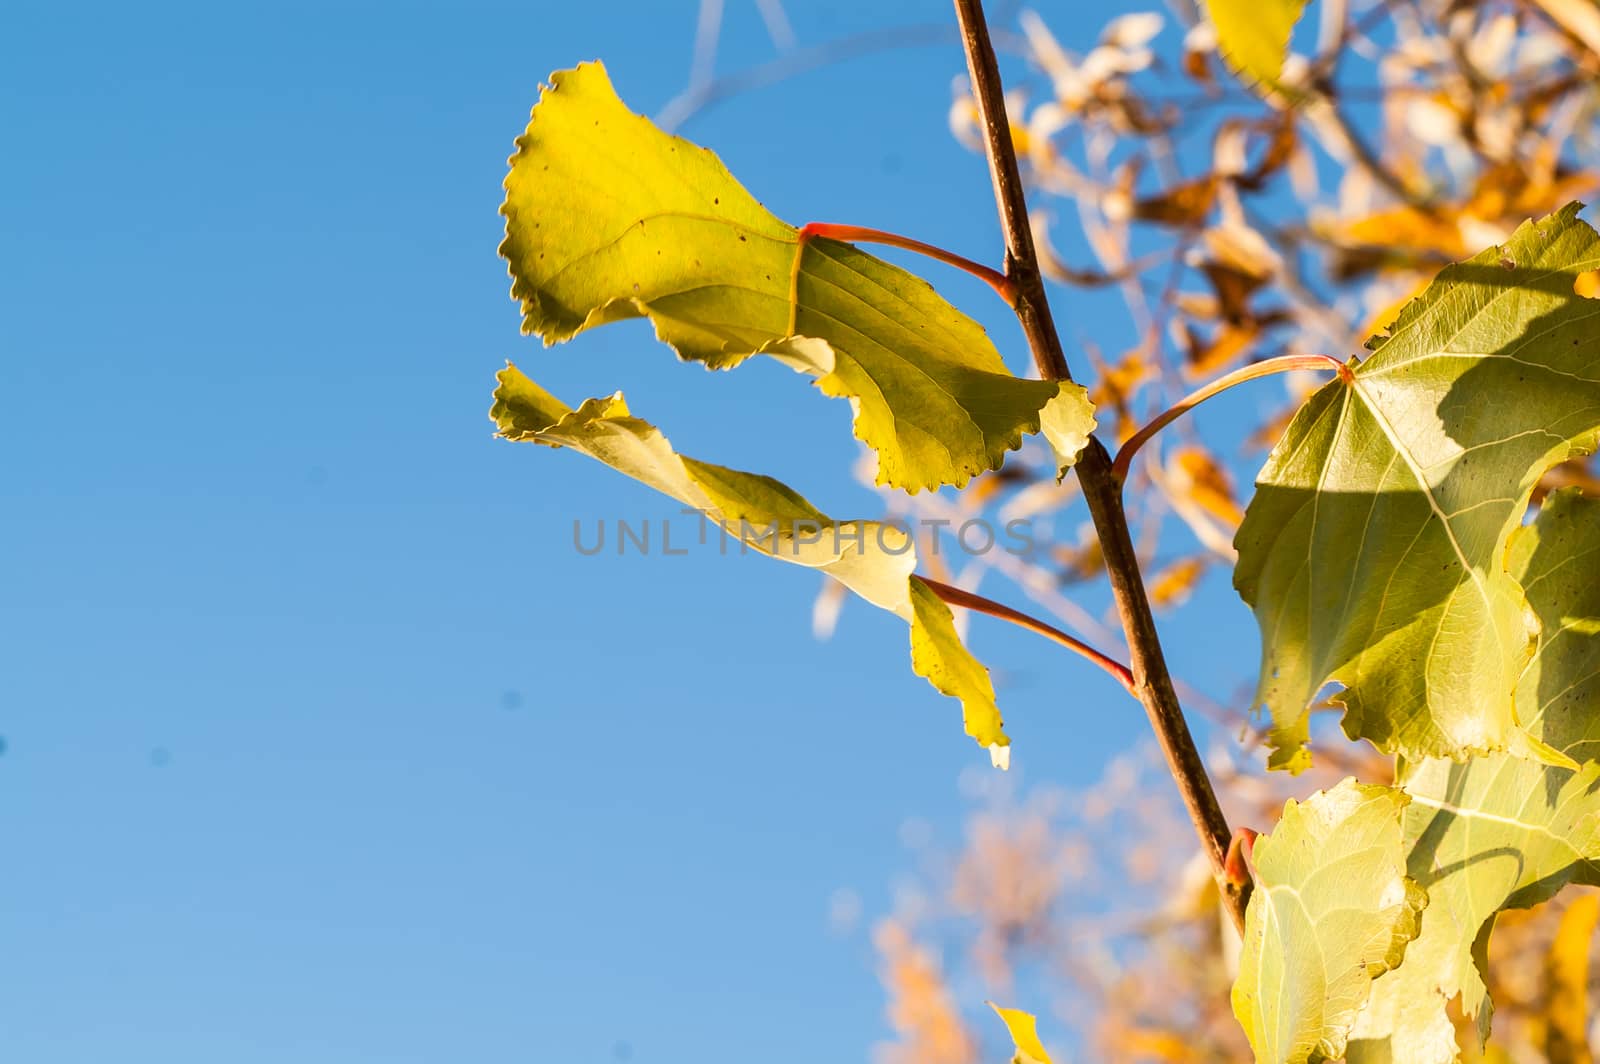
xmin=1204 ymin=0 xmax=1308 ymax=89
xmin=1235 ymin=205 xmax=1600 ymax=770
xmin=987 ymin=1003 xmax=1054 ymax=1064
xmin=1346 ymin=488 xmax=1600 ymax=1064
xmin=499 ymin=62 xmax=1095 ymax=494
xmin=1231 ymin=778 xmax=1426 ymax=1064
xmin=490 ymin=362 xmax=1011 ymax=760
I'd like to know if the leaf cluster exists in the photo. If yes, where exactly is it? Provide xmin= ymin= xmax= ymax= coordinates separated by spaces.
xmin=488 ymin=2 xmax=1600 ymax=1059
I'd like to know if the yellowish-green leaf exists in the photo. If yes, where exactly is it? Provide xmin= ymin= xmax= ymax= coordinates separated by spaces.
xmin=1347 ymin=489 xmax=1600 ymax=1064
xmin=500 ymin=62 xmax=1094 ymax=493
xmin=1204 ymin=0 xmax=1308 ymax=90
xmin=909 ymin=580 xmax=1008 ymax=767
xmin=1346 ymin=760 xmax=1600 ymax=1063
xmin=1235 ymin=205 xmax=1600 ymax=770
xmin=490 ymin=362 xmax=1009 ymax=757
xmin=1232 ymin=779 xmax=1426 ymax=1064
xmin=1037 ymin=385 xmax=1098 ymax=480
xmin=988 ymin=1003 xmax=1054 ymax=1064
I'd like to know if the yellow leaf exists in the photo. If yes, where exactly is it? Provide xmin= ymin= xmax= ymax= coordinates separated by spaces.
xmin=491 ymin=365 xmax=1012 ymax=757
xmin=1341 ymin=205 xmax=1465 ymax=260
xmin=1170 ymin=447 xmax=1244 ymax=528
xmin=988 ymin=1003 xmax=1054 ymax=1064
xmin=1116 ymin=1025 xmax=1199 ymax=1060
xmin=1181 ymin=319 xmax=1260 ymax=378
xmin=1149 ymin=557 xmax=1208 ymax=611
xmin=501 ymin=62 xmax=1095 ymax=494
xmin=1089 ymin=350 xmax=1153 ymax=443
xmin=1205 ymin=0 xmax=1308 ymax=91
xmin=1233 ymin=781 xmax=1425 ymax=1064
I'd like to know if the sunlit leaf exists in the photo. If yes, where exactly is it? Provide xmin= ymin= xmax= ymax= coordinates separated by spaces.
xmin=1169 ymin=446 xmax=1245 ymax=528
xmin=909 ymin=579 xmax=1009 ymax=769
xmin=490 ymin=363 xmax=1010 ymax=756
xmin=1235 ymin=205 xmax=1600 ymax=769
xmin=1115 ymin=1026 xmax=1197 ymax=1062
xmin=1204 ymin=0 xmax=1308 ymax=90
xmin=1337 ymin=204 xmax=1468 ymax=261
xmin=1149 ymin=556 xmax=1207 ymax=611
xmin=1181 ymin=318 xmax=1280 ymax=378
xmin=1088 ymin=350 xmax=1153 ymax=443
xmin=1232 ymin=779 xmax=1426 ymax=1064
xmin=1346 ymin=489 xmax=1600 ymax=1064
xmin=988 ymin=1003 xmax=1055 ymax=1064
xmin=1345 ymin=761 xmax=1600 ymax=1063
xmin=1330 ymin=167 xmax=1600 ymax=283
xmin=500 ymin=62 xmax=1095 ymax=493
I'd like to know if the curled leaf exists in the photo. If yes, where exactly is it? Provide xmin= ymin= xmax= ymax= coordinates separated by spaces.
xmin=491 ymin=363 xmax=1010 ymax=756
xmin=501 ymin=62 xmax=1094 ymax=493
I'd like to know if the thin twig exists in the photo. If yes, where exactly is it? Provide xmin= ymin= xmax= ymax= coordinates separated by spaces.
xmin=799 ymin=222 xmax=1017 ymax=304
xmin=1304 ymin=0 xmax=1432 ymax=211
xmin=1112 ymin=354 xmax=1349 ymax=484
xmin=919 ymin=577 xmax=1137 ymax=695
xmin=754 ymin=0 xmax=796 ymax=52
xmin=656 ymin=19 xmax=1031 ymax=132
xmin=688 ymin=0 xmax=725 ymax=96
xmin=657 ymin=24 xmax=958 ymax=132
xmin=952 ymin=0 xmax=1251 ymax=933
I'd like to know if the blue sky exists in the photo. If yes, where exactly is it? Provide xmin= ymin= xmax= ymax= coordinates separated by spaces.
xmin=1 ymin=2 xmax=1265 ymax=1061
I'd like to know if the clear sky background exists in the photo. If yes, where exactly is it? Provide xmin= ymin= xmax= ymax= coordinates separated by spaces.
xmin=1 ymin=2 xmax=1266 ymax=1061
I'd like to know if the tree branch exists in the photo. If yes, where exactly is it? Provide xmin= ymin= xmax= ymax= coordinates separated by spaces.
xmin=656 ymin=23 xmax=959 ymax=132
xmin=799 ymin=222 xmax=1017 ymax=305
xmin=1112 ymin=354 xmax=1350 ymax=484
xmin=919 ymin=576 xmax=1136 ymax=695
xmin=952 ymin=0 xmax=1251 ymax=933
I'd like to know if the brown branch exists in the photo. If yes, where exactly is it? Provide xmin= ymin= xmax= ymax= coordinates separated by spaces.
xmin=952 ymin=0 xmax=1251 ymax=933
xmin=918 ymin=576 xmax=1136 ymax=695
